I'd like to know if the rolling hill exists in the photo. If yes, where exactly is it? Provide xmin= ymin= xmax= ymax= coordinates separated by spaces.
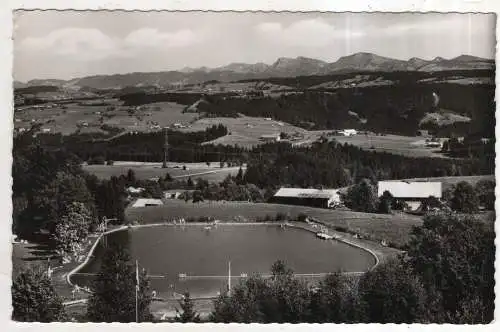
xmin=16 ymin=53 xmax=494 ymax=90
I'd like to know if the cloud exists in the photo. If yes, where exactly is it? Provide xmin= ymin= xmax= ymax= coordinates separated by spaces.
xmin=377 ymin=14 xmax=492 ymax=37
xmin=123 ymin=28 xmax=200 ymax=49
xmin=255 ymin=19 xmax=365 ymax=48
xmin=18 ymin=27 xmax=201 ymax=62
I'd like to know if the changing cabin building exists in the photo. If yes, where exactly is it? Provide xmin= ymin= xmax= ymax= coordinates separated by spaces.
xmin=271 ymin=187 xmax=341 ymax=209
xmin=377 ymin=181 xmax=442 ymax=211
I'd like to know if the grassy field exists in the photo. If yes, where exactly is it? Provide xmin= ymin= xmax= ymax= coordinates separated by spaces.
xmin=311 ymin=132 xmax=447 ymax=158
xmin=126 ymin=200 xmax=424 ymax=248
xmin=182 ymin=115 xmax=308 ymax=148
xmin=14 ymin=100 xmax=198 ymax=135
xmin=401 ymin=175 xmax=495 ymax=191
xmin=83 ymin=162 xmax=243 ymax=181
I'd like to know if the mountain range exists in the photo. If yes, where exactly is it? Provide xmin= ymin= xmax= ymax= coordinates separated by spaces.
xmin=14 ymin=52 xmax=494 ymax=90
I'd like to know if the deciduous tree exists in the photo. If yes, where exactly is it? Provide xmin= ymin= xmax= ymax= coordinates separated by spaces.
xmin=450 ymin=181 xmax=479 ymax=213
xmin=12 ymin=268 xmax=66 ymax=322
xmin=54 ymin=202 xmax=94 ymax=256
xmin=358 ymin=259 xmax=427 ymax=323
xmin=406 ymin=212 xmax=494 ymax=323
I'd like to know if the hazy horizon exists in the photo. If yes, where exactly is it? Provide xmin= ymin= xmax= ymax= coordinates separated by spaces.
xmin=14 ymin=11 xmax=496 ymax=82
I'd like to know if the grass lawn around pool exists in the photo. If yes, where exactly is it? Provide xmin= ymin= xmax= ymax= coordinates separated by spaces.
xmin=126 ymin=200 xmax=424 ymax=249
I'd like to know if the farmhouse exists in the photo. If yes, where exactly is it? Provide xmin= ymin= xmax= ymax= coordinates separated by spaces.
xmin=163 ymin=190 xmax=184 ymax=199
xmin=377 ymin=181 xmax=442 ymax=211
xmin=260 ymin=134 xmax=281 ymax=143
xmin=131 ymin=198 xmax=164 ymax=208
xmin=270 ymin=187 xmax=341 ymax=209
xmin=339 ymin=129 xmax=357 ymax=136
xmin=126 ymin=186 xmax=145 ymax=194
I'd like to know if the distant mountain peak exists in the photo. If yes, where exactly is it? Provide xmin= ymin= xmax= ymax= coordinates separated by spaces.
xmin=432 ymin=56 xmax=446 ymax=62
xmin=17 ymin=52 xmax=493 ymax=90
xmin=451 ymin=54 xmax=488 ymax=62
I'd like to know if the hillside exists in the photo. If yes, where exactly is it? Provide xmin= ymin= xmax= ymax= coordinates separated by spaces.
xmin=17 ymin=53 xmax=494 ymax=90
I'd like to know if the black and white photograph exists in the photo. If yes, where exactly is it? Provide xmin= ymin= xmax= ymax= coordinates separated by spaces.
xmin=9 ymin=8 xmax=496 ymax=324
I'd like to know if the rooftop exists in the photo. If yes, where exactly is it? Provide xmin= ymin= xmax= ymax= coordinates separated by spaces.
xmin=274 ymin=187 xmax=340 ymax=199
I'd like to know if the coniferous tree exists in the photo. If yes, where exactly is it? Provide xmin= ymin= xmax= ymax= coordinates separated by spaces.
xmin=175 ymin=292 xmax=201 ymax=322
xmin=86 ymin=243 xmax=152 ymax=322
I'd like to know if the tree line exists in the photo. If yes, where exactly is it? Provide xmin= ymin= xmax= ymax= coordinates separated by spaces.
xmin=35 ymin=124 xmax=234 ymax=163
xmin=241 ymin=141 xmax=493 ymax=191
xmin=12 ymin=130 xmax=128 ymax=259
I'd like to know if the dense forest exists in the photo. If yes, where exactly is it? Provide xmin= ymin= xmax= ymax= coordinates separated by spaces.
xmin=35 ymin=124 xmax=238 ymax=163
xmin=238 ymin=69 xmax=494 ymax=89
xmin=117 ymin=69 xmax=495 ymax=137
xmin=241 ymin=141 xmax=493 ymax=191
xmin=31 ymin=127 xmax=493 ymax=192
xmin=200 ymin=83 xmax=494 ymax=137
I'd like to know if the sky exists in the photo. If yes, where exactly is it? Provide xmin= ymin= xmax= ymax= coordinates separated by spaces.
xmin=13 ymin=11 xmax=496 ymax=82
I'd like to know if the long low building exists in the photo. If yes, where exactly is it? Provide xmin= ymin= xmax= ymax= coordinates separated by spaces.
xmin=131 ymin=198 xmax=164 ymax=208
xmin=378 ymin=181 xmax=442 ymax=211
xmin=270 ymin=187 xmax=341 ymax=209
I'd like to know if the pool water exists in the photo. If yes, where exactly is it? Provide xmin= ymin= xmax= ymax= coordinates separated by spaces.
xmin=72 ymin=225 xmax=375 ymax=298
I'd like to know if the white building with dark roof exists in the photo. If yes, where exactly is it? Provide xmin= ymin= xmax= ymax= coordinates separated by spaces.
xmin=271 ymin=187 xmax=341 ymax=209
xmin=378 ymin=181 xmax=442 ymax=211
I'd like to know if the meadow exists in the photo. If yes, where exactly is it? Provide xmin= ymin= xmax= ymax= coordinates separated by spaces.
xmin=83 ymin=162 xmax=243 ymax=181
xmin=322 ymin=132 xmax=447 ymax=158
xmin=14 ymin=100 xmax=198 ymax=135
xmin=181 ymin=115 xmax=308 ymax=148
xmin=126 ymin=200 xmax=424 ymax=249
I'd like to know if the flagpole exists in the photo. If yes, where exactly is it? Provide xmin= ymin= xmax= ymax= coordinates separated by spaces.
xmin=228 ymin=260 xmax=231 ymax=296
xmin=135 ymin=260 xmax=139 ymax=323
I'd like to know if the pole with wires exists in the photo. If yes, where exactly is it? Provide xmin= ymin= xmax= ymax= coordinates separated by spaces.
xmin=135 ymin=260 xmax=139 ymax=323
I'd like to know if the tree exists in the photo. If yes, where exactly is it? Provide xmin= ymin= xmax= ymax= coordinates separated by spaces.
xmin=86 ymin=243 xmax=153 ymax=322
xmin=12 ymin=268 xmax=66 ymax=322
xmin=378 ymin=190 xmax=393 ymax=214
xmin=358 ymin=259 xmax=427 ymax=323
xmin=308 ymin=273 xmax=350 ymax=323
xmin=345 ymin=179 xmax=378 ymax=212
xmin=33 ymin=172 xmax=95 ymax=233
xmin=421 ymin=196 xmax=442 ymax=212
xmin=475 ymin=179 xmax=495 ymax=210
xmin=126 ymin=169 xmax=137 ymax=185
xmin=235 ymin=167 xmax=244 ymax=184
xmin=192 ymin=190 xmax=204 ymax=204
xmin=406 ymin=212 xmax=494 ymax=323
xmin=263 ymin=261 xmax=312 ymax=323
xmin=210 ymin=261 xmax=311 ymax=323
xmin=355 ymin=166 xmax=376 ymax=184
xmin=95 ymin=178 xmax=127 ymax=222
xmin=54 ymin=202 xmax=94 ymax=256
xmin=175 ymin=292 xmax=201 ymax=322
xmin=450 ymin=181 xmax=479 ymax=213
